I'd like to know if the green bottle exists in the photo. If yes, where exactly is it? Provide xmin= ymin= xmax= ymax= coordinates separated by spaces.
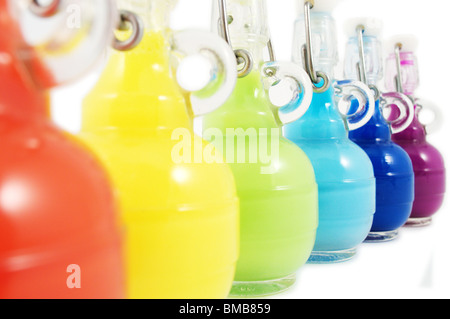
xmin=202 ymin=0 xmax=318 ymax=297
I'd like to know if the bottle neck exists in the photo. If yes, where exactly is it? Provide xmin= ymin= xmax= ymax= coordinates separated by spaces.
xmin=292 ymin=12 xmax=339 ymax=81
xmin=349 ymin=99 xmax=392 ymax=142
xmin=0 ymin=5 xmax=50 ymax=121
xmin=384 ymin=56 xmax=424 ymax=142
xmin=83 ymin=1 xmax=192 ymax=133
xmin=118 ymin=0 xmax=174 ymax=32
xmin=0 ymin=60 xmax=50 ymax=120
xmin=285 ymin=85 xmax=349 ymax=140
xmin=344 ymin=36 xmax=383 ymax=86
xmin=232 ymin=37 xmax=268 ymax=67
xmin=392 ymin=104 xmax=426 ymax=142
xmin=316 ymin=63 xmax=336 ymax=81
xmin=82 ymin=30 xmax=191 ymax=133
xmin=202 ymin=69 xmax=279 ymax=132
xmin=385 ymin=51 xmax=419 ymax=95
xmin=201 ymin=38 xmax=280 ymax=131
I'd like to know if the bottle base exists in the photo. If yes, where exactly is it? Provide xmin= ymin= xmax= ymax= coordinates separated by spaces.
xmin=405 ymin=217 xmax=432 ymax=227
xmin=229 ymin=273 xmax=296 ymax=298
xmin=365 ymin=230 xmax=399 ymax=243
xmin=307 ymin=248 xmax=357 ymax=264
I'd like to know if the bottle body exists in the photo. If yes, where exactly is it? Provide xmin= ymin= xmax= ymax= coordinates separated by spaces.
xmin=391 ymin=108 xmax=446 ymax=226
xmin=349 ymin=100 xmax=415 ymax=241
xmin=0 ymin=25 xmax=124 ymax=298
xmin=202 ymin=71 xmax=318 ymax=296
xmin=0 ymin=119 xmax=125 ymax=299
xmin=80 ymin=31 xmax=239 ymax=299
xmin=284 ymin=87 xmax=375 ymax=263
xmin=384 ymin=50 xmax=446 ymax=226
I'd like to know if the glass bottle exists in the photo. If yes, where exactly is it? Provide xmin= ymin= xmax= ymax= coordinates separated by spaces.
xmin=343 ymin=19 xmax=415 ymax=242
xmin=0 ymin=0 xmax=124 ymax=298
xmin=203 ymin=0 xmax=318 ymax=297
xmin=80 ymin=0 xmax=240 ymax=299
xmin=385 ymin=35 xmax=446 ymax=227
xmin=285 ymin=1 xmax=376 ymax=263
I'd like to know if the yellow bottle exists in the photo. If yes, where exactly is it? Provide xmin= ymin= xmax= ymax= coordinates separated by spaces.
xmin=80 ymin=0 xmax=239 ymax=299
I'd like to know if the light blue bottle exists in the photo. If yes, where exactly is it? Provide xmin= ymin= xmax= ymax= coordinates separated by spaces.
xmin=284 ymin=1 xmax=376 ymax=263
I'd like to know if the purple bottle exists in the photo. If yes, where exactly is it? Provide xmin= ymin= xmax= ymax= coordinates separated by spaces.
xmin=385 ymin=35 xmax=446 ymax=227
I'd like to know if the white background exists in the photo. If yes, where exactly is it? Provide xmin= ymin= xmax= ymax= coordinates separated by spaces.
xmin=51 ymin=0 xmax=450 ymax=299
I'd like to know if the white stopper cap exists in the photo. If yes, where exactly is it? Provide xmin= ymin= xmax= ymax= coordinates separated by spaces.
xmin=177 ymin=54 xmax=214 ymax=92
xmin=344 ymin=17 xmax=383 ymax=38
xmin=385 ymin=34 xmax=419 ymax=54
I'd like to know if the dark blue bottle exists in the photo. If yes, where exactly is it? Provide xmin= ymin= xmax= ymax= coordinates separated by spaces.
xmin=349 ymin=99 xmax=415 ymax=241
xmin=344 ymin=19 xmax=415 ymax=242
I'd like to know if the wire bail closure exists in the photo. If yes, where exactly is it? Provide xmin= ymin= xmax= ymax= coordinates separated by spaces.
xmin=113 ymin=10 xmax=144 ymax=52
xmin=29 ymin=2 xmax=143 ymax=53
xmin=356 ymin=25 xmax=368 ymax=85
xmin=354 ymin=34 xmax=414 ymax=134
xmin=394 ymin=43 xmax=405 ymax=94
xmin=263 ymin=39 xmax=278 ymax=78
xmin=355 ymin=24 xmax=381 ymax=101
xmin=390 ymin=42 xmax=435 ymax=135
xmin=390 ymin=40 xmax=416 ymax=107
xmin=301 ymin=0 xmax=330 ymax=93
xmin=217 ymin=0 xmax=253 ymax=78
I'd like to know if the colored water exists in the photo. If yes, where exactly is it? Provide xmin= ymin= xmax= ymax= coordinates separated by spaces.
xmin=392 ymin=106 xmax=446 ymax=226
xmin=80 ymin=31 xmax=239 ymax=299
xmin=349 ymin=100 xmax=414 ymax=241
xmin=284 ymin=86 xmax=375 ymax=263
xmin=203 ymin=70 xmax=318 ymax=296
xmin=0 ymin=2 xmax=124 ymax=298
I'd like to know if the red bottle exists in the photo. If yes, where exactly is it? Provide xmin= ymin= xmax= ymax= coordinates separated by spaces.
xmin=0 ymin=0 xmax=124 ymax=298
